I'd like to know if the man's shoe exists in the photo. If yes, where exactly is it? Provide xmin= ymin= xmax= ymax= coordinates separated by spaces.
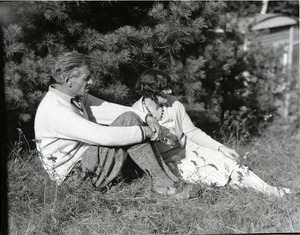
xmin=169 ymin=186 xmax=191 ymax=200
xmin=153 ymin=184 xmax=190 ymax=199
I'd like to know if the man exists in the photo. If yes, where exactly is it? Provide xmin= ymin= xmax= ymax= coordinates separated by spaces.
xmin=34 ymin=52 xmax=188 ymax=198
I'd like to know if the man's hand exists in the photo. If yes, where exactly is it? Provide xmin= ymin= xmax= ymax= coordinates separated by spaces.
xmin=142 ymin=126 xmax=154 ymax=140
xmin=218 ymin=146 xmax=240 ymax=161
xmin=145 ymin=115 xmax=161 ymax=141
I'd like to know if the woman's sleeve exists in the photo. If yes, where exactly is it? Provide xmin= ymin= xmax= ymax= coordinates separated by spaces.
xmin=177 ymin=101 xmax=223 ymax=151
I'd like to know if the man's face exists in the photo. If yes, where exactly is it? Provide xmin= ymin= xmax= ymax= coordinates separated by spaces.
xmin=69 ymin=65 xmax=93 ymax=97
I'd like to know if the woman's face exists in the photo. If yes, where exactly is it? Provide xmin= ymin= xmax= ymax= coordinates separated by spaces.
xmin=156 ymin=89 xmax=172 ymax=104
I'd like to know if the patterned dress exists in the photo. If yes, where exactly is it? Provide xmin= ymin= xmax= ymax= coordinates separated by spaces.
xmin=134 ymin=96 xmax=290 ymax=197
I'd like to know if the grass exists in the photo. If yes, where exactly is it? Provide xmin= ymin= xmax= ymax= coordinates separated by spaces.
xmin=7 ymin=121 xmax=300 ymax=234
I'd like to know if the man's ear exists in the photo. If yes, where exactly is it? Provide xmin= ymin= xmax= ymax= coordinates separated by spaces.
xmin=65 ymin=77 xmax=72 ymax=87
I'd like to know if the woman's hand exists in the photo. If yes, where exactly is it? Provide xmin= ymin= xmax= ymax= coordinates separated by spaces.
xmin=218 ymin=146 xmax=240 ymax=161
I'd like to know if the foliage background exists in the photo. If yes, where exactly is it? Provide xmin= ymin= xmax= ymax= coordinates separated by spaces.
xmin=1 ymin=1 xmax=299 ymax=147
xmin=1 ymin=2 xmax=299 ymax=234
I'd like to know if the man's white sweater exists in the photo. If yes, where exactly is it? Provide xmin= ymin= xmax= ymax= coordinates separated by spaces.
xmin=34 ymin=85 xmax=147 ymax=185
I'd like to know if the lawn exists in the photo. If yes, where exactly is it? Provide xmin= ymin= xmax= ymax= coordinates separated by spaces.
xmin=7 ymin=121 xmax=300 ymax=234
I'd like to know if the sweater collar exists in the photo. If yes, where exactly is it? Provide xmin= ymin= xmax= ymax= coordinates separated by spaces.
xmin=49 ymin=84 xmax=88 ymax=115
xmin=49 ymin=84 xmax=85 ymax=104
xmin=49 ymin=84 xmax=74 ymax=103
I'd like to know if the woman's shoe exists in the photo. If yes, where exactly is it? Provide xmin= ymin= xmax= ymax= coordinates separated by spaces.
xmin=277 ymin=187 xmax=300 ymax=199
xmin=283 ymin=187 xmax=300 ymax=198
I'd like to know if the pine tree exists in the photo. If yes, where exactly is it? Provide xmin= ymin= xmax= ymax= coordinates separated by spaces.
xmin=2 ymin=1 xmax=297 ymax=145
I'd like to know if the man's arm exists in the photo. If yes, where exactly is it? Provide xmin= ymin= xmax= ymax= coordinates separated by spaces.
xmin=49 ymin=109 xmax=146 ymax=146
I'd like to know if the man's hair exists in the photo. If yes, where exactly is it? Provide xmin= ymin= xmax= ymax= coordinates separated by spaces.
xmin=52 ymin=52 xmax=90 ymax=84
xmin=136 ymin=69 xmax=171 ymax=100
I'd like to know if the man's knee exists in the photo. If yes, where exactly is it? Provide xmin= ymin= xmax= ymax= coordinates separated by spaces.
xmin=121 ymin=111 xmax=141 ymax=120
xmin=111 ymin=111 xmax=143 ymax=126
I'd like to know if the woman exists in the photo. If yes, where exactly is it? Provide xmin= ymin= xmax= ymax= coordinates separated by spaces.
xmin=132 ymin=69 xmax=291 ymax=198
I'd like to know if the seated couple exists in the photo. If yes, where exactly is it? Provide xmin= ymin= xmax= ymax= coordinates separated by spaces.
xmin=34 ymin=52 xmax=291 ymax=199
